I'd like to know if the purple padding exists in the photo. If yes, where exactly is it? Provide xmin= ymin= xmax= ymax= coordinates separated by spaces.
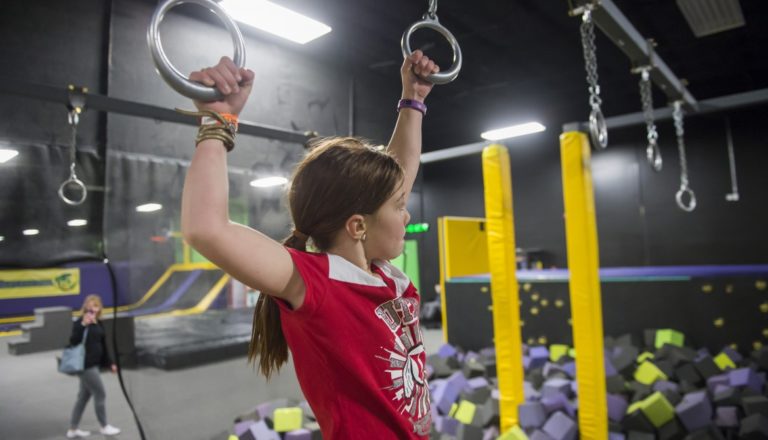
xmin=542 ymin=411 xmax=577 ymax=440
xmin=438 ymin=343 xmax=458 ymax=359
xmin=136 ymin=270 xmax=203 ymax=315
xmin=529 ymin=346 xmax=549 ymax=369
xmin=285 ymin=429 xmax=311 ymax=440
xmin=715 ymin=406 xmax=739 ymax=428
xmin=607 ymin=394 xmax=628 ymax=422
xmin=707 ymin=374 xmax=729 ymax=394
xmin=653 ymin=381 xmax=680 ymax=393
xmin=676 ymin=391 xmax=712 ymax=432
xmin=608 ymin=433 xmax=626 ymax=440
xmin=543 ymin=378 xmax=573 ymax=398
xmin=541 ymin=393 xmax=575 ymax=418
xmin=519 ymin=402 xmax=547 ymax=429
xmin=245 ymin=421 xmax=279 ymax=440
xmin=234 ymin=420 xmax=256 ymax=437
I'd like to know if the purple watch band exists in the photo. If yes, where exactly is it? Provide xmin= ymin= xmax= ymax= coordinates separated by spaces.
xmin=397 ymin=99 xmax=427 ymax=116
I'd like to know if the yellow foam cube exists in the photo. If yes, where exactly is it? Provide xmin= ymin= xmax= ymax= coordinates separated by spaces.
xmin=454 ymin=400 xmax=477 ymax=425
xmin=639 ymin=392 xmax=675 ymax=428
xmin=634 ymin=361 xmax=668 ymax=385
xmin=550 ymin=344 xmax=570 ymax=362
xmin=498 ymin=425 xmax=529 ymax=440
xmin=449 ymin=403 xmax=458 ymax=417
xmin=637 ymin=352 xmax=655 ymax=363
xmin=273 ymin=407 xmax=303 ymax=433
xmin=714 ymin=352 xmax=736 ymax=370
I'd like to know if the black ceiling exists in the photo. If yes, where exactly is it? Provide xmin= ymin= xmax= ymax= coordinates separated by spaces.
xmin=280 ymin=0 xmax=768 ymax=150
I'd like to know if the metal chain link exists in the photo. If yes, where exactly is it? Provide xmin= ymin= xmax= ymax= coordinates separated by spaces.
xmin=426 ymin=0 xmax=438 ymax=19
xmin=639 ymin=69 xmax=662 ymax=171
xmin=673 ymin=101 xmax=687 ymax=185
xmin=581 ymin=9 xmax=601 ymax=110
xmin=67 ymin=109 xmax=80 ymax=179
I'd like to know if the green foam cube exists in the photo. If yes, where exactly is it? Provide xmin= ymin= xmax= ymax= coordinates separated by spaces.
xmin=550 ymin=344 xmax=570 ymax=362
xmin=634 ymin=361 xmax=668 ymax=385
xmin=655 ymin=329 xmax=685 ymax=349
xmin=273 ymin=407 xmax=303 ymax=432
xmin=454 ymin=400 xmax=477 ymax=425
xmin=639 ymin=391 xmax=675 ymax=427
xmin=568 ymin=348 xmax=577 ymax=358
xmin=714 ymin=352 xmax=736 ymax=370
xmin=637 ymin=352 xmax=655 ymax=363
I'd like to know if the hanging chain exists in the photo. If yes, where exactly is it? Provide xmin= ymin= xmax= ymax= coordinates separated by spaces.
xmin=58 ymin=85 xmax=88 ymax=206
xmin=725 ymin=117 xmax=739 ymax=201
xmin=426 ymin=0 xmax=438 ymax=19
xmin=673 ymin=100 xmax=696 ymax=211
xmin=639 ymin=68 xmax=662 ymax=171
xmin=581 ymin=8 xmax=601 ymax=111
xmin=67 ymin=108 xmax=80 ymax=181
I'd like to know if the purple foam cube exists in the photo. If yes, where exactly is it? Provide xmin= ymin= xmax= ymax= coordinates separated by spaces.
xmin=707 ymin=374 xmax=729 ymax=394
xmin=246 ymin=421 xmax=280 ymax=440
xmin=570 ymin=381 xmax=578 ymax=395
xmin=436 ymin=416 xmax=459 ymax=435
xmin=605 ymin=357 xmax=618 ymax=376
xmin=609 ymin=433 xmax=626 ymax=440
xmin=748 ymin=372 xmax=766 ymax=393
xmin=729 ymin=368 xmax=755 ymax=387
xmin=483 ymin=426 xmax=499 ymax=440
xmin=519 ymin=401 xmax=547 ymax=429
xmin=607 ymin=394 xmax=628 ymax=422
xmin=544 ymin=362 xmax=565 ymax=377
xmin=722 ymin=346 xmax=743 ymax=363
xmin=542 ymin=378 xmax=573 ymax=398
xmin=438 ymin=343 xmax=458 ymax=359
xmin=715 ymin=406 xmax=739 ymax=428
xmin=562 ymin=362 xmax=576 ymax=378
xmin=542 ymin=411 xmax=577 ymax=440
xmin=530 ymin=430 xmax=555 ymax=440
xmin=234 ymin=420 xmax=256 ymax=437
xmin=676 ymin=391 xmax=713 ymax=432
xmin=285 ymin=429 xmax=311 ymax=440
xmin=653 ymin=380 xmax=680 ymax=393
xmin=525 ymin=380 xmax=541 ymax=400
xmin=524 ymin=355 xmax=532 ymax=371
xmin=425 ymin=364 xmax=434 ymax=379
xmin=530 ymin=346 xmax=550 ymax=369
xmin=432 ymin=378 xmax=462 ymax=415
xmin=541 ymin=393 xmax=575 ymax=418
xmin=480 ymin=347 xmax=496 ymax=359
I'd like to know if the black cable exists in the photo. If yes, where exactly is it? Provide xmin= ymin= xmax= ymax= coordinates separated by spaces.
xmin=105 ymin=258 xmax=147 ymax=440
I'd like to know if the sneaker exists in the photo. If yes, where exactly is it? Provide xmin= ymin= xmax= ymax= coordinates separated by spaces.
xmin=99 ymin=425 xmax=121 ymax=436
xmin=66 ymin=429 xmax=91 ymax=438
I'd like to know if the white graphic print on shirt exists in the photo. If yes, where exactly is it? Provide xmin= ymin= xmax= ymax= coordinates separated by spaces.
xmin=375 ymin=296 xmax=431 ymax=436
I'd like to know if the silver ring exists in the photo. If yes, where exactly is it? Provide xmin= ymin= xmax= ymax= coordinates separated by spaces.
xmin=647 ymin=142 xmax=662 ymax=171
xmin=58 ymin=177 xmax=87 ymax=206
xmin=675 ymin=186 xmax=696 ymax=212
xmin=401 ymin=18 xmax=462 ymax=85
xmin=147 ymin=0 xmax=246 ymax=102
xmin=588 ymin=107 xmax=608 ymax=149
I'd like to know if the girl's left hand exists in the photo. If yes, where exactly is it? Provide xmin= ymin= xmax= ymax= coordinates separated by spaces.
xmin=401 ymin=50 xmax=439 ymax=102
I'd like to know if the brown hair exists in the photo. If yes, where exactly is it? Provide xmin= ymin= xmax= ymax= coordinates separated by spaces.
xmin=247 ymin=137 xmax=405 ymax=378
xmin=80 ymin=294 xmax=104 ymax=320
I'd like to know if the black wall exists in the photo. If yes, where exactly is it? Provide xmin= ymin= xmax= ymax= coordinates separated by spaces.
xmin=418 ymin=105 xmax=768 ymax=299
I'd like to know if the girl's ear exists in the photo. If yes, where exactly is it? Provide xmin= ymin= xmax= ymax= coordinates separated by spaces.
xmin=344 ymin=214 xmax=367 ymax=241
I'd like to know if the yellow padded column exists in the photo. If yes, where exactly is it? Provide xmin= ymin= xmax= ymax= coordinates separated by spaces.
xmin=560 ymin=131 xmax=607 ymax=439
xmin=481 ymin=144 xmax=524 ymax=431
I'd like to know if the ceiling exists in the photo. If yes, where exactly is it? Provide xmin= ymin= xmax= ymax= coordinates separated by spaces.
xmin=281 ymin=0 xmax=768 ymax=150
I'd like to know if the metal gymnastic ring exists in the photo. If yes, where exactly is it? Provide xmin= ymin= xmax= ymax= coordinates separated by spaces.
xmin=647 ymin=142 xmax=662 ymax=171
xmin=58 ymin=176 xmax=88 ymax=206
xmin=401 ymin=18 xmax=462 ymax=85
xmin=675 ymin=186 xmax=696 ymax=212
xmin=588 ymin=107 xmax=608 ymax=149
xmin=147 ymin=0 xmax=246 ymax=102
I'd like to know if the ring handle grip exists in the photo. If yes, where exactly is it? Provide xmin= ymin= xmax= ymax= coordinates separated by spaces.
xmin=401 ymin=18 xmax=462 ymax=85
xmin=675 ymin=186 xmax=697 ymax=212
xmin=588 ymin=107 xmax=608 ymax=149
xmin=58 ymin=177 xmax=87 ymax=206
xmin=147 ymin=0 xmax=246 ymax=102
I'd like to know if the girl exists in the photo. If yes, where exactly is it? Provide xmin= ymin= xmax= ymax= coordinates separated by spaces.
xmin=182 ymin=51 xmax=439 ymax=439
xmin=66 ymin=294 xmax=121 ymax=438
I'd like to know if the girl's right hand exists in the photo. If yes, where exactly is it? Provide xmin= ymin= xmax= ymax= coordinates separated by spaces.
xmin=82 ymin=314 xmax=94 ymax=325
xmin=189 ymin=56 xmax=255 ymax=116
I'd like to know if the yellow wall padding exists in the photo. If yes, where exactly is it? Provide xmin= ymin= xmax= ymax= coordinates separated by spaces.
xmin=441 ymin=217 xmax=489 ymax=279
xmin=560 ymin=131 xmax=608 ymax=439
xmin=481 ymin=144 xmax=525 ymax=432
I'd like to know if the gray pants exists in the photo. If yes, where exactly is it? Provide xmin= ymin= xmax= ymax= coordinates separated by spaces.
xmin=70 ymin=366 xmax=107 ymax=428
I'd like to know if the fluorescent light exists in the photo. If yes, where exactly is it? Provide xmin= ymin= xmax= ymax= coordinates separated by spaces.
xmin=250 ymin=176 xmax=288 ymax=188
xmin=481 ymin=122 xmax=546 ymax=141
xmin=23 ymin=229 xmax=40 ymax=236
xmin=0 ymin=149 xmax=19 ymax=163
xmin=221 ymin=0 xmax=332 ymax=44
xmin=67 ymin=219 xmax=88 ymax=227
xmin=0 ymin=236 xmax=4 ymax=242
xmin=136 ymin=203 xmax=163 ymax=213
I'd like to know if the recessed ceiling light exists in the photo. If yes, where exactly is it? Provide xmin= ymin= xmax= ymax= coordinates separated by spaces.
xmin=23 ymin=229 xmax=40 ymax=236
xmin=0 ymin=149 xmax=19 ymax=163
xmin=0 ymin=236 xmax=4 ymax=242
xmin=67 ymin=219 xmax=88 ymax=227
xmin=136 ymin=203 xmax=163 ymax=213
xmin=250 ymin=176 xmax=288 ymax=188
xmin=481 ymin=122 xmax=546 ymax=141
xmin=220 ymin=0 xmax=332 ymax=44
